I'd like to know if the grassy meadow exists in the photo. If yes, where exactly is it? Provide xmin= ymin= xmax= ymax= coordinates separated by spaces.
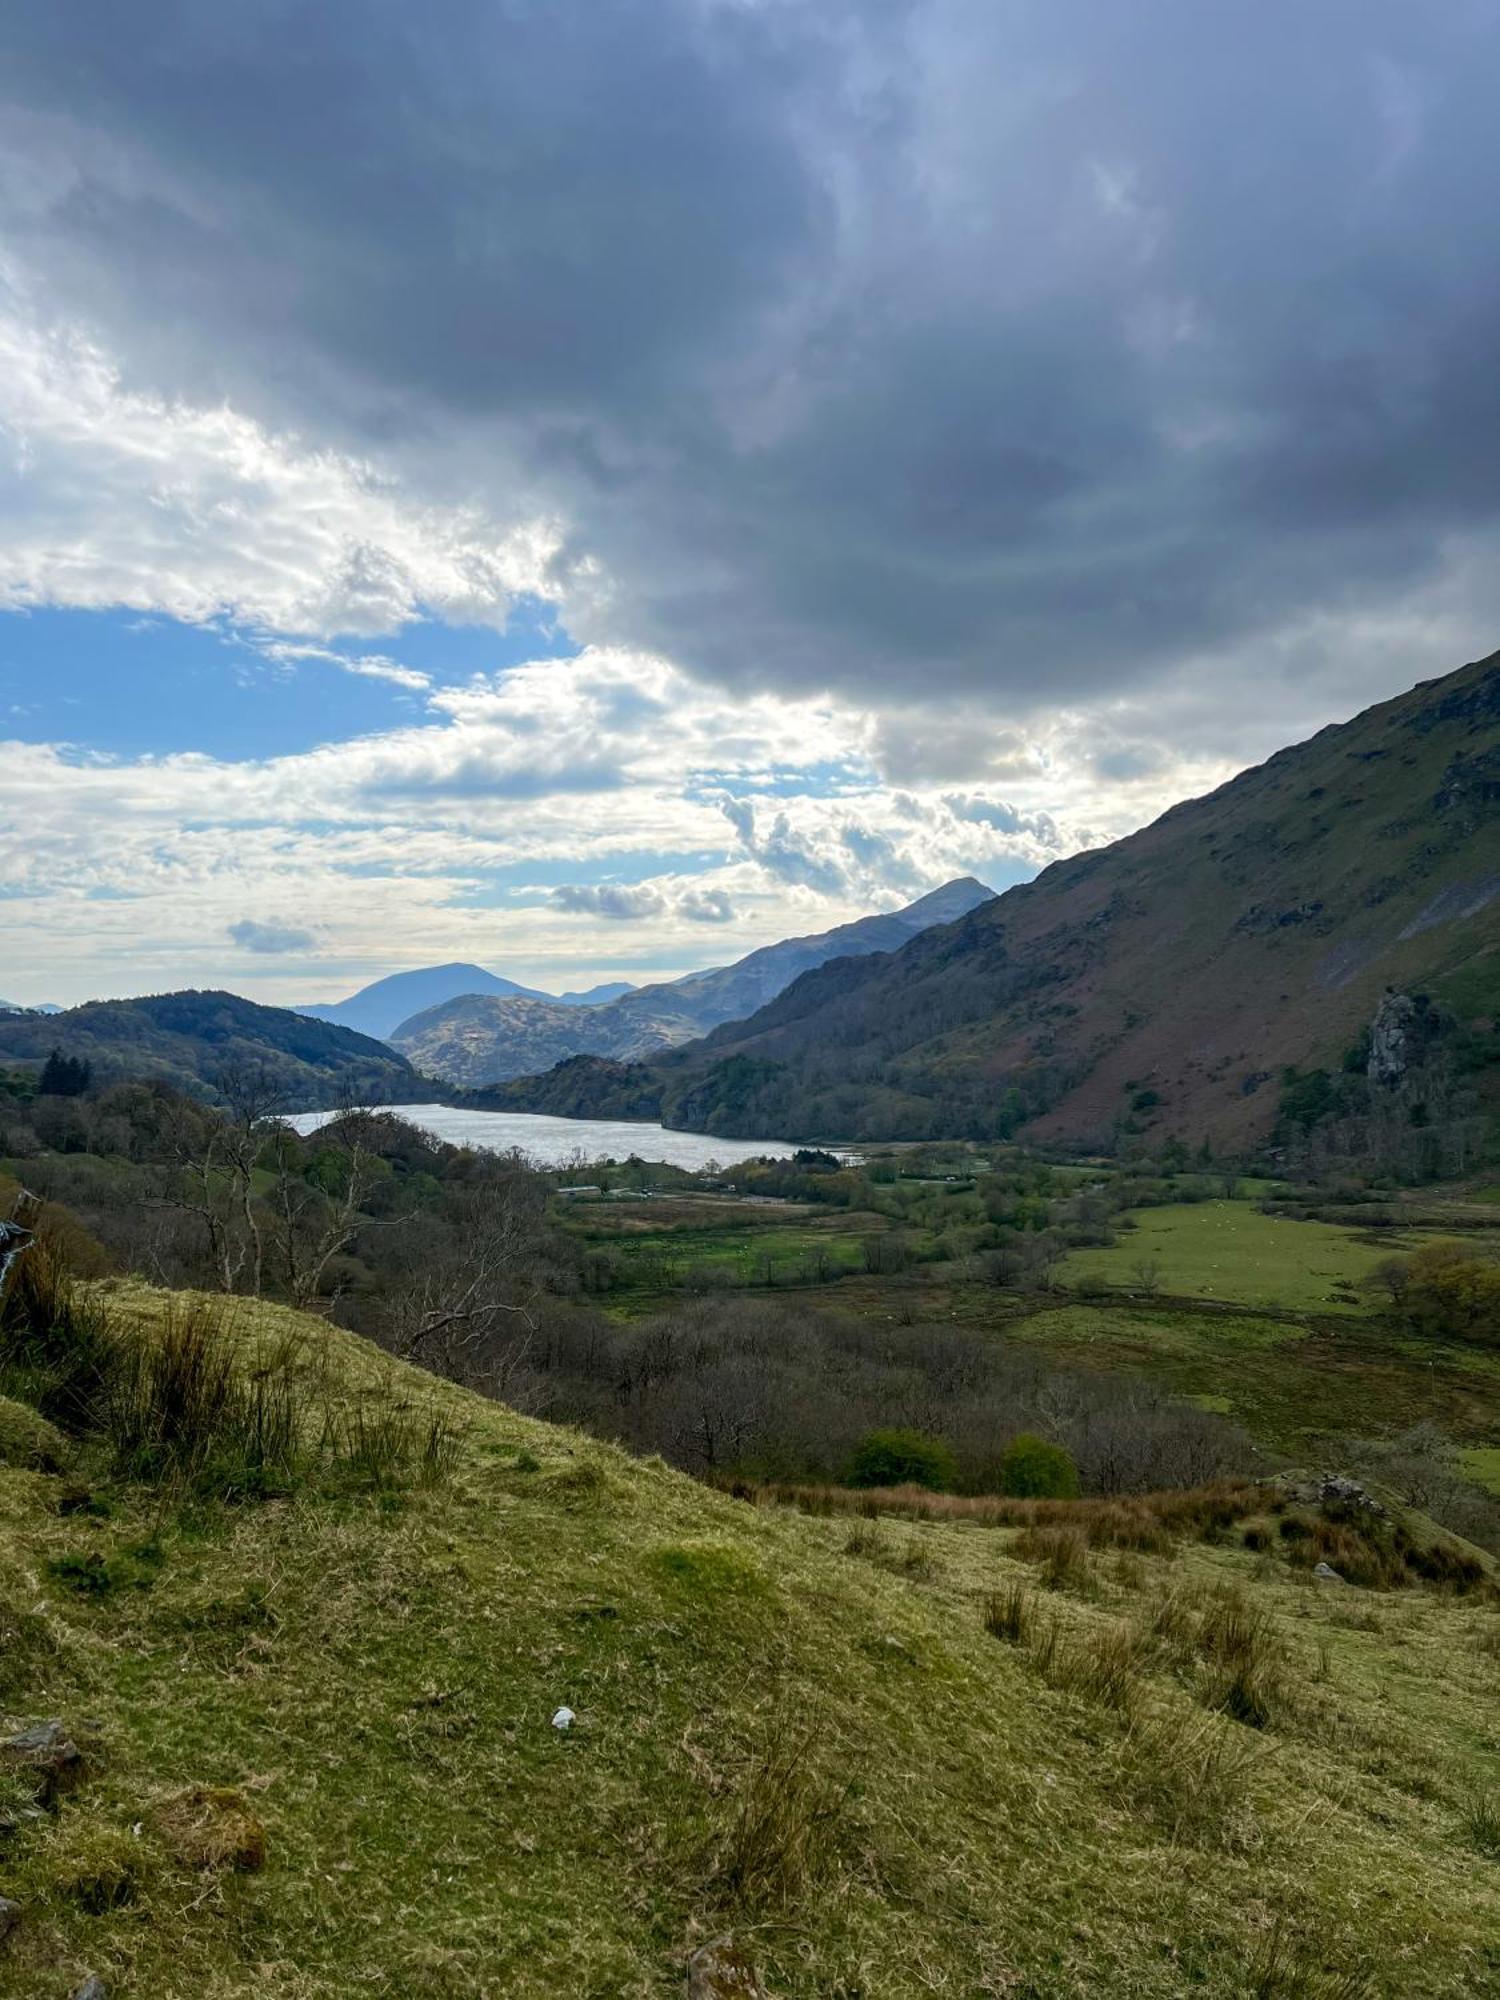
xmin=1056 ymin=1199 xmax=1414 ymax=1312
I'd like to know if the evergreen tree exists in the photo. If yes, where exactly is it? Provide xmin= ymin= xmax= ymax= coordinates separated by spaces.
xmin=38 ymin=1048 xmax=92 ymax=1097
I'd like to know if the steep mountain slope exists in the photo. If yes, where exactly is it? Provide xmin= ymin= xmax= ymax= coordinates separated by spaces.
xmin=0 ymin=990 xmax=423 ymax=1107
xmin=0 ymin=1282 xmax=1494 ymax=1997
xmin=394 ymin=878 xmax=995 ymax=1087
xmin=501 ymin=652 xmax=1500 ymax=1149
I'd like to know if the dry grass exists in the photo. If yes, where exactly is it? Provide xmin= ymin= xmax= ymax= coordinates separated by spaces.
xmin=1014 ymin=1522 xmax=1092 ymax=1591
xmin=757 ymin=1476 xmax=1270 ymax=1548
xmin=152 ymin=1785 xmax=267 ymax=1872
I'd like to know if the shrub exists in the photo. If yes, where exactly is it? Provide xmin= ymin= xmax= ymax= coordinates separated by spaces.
xmin=999 ymin=1433 xmax=1080 ymax=1500
xmin=845 ymin=1426 xmax=957 ymax=1493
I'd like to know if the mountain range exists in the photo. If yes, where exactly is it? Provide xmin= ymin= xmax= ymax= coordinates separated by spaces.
xmin=297 ymin=963 xmax=634 ymax=1040
xmin=390 ymin=877 xmax=996 ymax=1087
xmin=495 ymin=650 xmax=1500 ymax=1151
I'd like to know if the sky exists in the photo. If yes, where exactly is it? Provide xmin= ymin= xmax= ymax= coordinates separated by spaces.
xmin=3 ymin=1 xmax=1500 ymax=1009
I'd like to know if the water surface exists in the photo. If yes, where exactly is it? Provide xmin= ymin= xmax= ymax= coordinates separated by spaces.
xmin=286 ymin=1102 xmax=800 ymax=1170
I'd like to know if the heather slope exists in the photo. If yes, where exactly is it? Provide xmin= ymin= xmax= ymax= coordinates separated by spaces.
xmin=506 ymin=652 xmax=1500 ymax=1148
xmin=1 ymin=1286 xmax=1498 ymax=1998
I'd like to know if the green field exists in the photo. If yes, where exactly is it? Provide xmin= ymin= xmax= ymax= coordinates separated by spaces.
xmin=1060 ymin=1200 xmax=1410 ymax=1312
xmin=592 ymin=1221 xmax=874 ymax=1290
xmin=979 ymin=1299 xmax=1500 ymax=1453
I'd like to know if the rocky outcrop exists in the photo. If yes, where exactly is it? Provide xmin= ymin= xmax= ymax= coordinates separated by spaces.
xmin=1366 ymin=991 xmax=1444 ymax=1090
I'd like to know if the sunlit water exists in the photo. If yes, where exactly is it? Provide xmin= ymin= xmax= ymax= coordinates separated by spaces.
xmin=285 ymin=1102 xmax=802 ymax=1170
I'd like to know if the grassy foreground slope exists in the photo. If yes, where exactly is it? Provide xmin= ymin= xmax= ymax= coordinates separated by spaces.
xmin=3 ymin=1292 xmax=1500 ymax=1997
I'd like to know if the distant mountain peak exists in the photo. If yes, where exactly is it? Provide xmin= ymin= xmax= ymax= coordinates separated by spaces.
xmin=388 ymin=879 xmax=995 ymax=1089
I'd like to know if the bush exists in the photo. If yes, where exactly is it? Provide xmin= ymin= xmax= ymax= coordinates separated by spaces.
xmin=845 ymin=1426 xmax=957 ymax=1493
xmin=1000 ymin=1432 xmax=1080 ymax=1499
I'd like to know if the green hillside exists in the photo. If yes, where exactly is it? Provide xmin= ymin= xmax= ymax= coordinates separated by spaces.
xmin=0 ymin=992 xmax=422 ymax=1110
xmin=503 ymin=652 xmax=1500 ymax=1163
xmin=2 ymin=1283 xmax=1498 ymax=1997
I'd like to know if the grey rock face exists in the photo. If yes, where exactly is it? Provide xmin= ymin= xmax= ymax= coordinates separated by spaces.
xmin=1368 ymin=991 xmax=1420 ymax=1088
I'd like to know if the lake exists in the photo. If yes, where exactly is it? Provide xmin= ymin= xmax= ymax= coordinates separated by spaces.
xmin=284 ymin=1102 xmax=802 ymax=1170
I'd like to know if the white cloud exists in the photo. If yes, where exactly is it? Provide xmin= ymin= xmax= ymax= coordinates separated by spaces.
xmin=255 ymin=639 xmax=432 ymax=692
xmin=4 ymin=635 xmax=1230 ymax=1003
xmin=0 ymin=277 xmax=559 ymax=638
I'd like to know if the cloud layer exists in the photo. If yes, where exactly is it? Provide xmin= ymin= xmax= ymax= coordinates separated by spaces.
xmin=4 ymin=1 xmax=1500 ymax=710
xmin=3 ymin=5 xmax=1500 ymax=1003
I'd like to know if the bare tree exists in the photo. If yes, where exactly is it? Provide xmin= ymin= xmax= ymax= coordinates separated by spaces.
xmin=384 ymin=1179 xmax=545 ymax=1399
xmin=264 ymin=1106 xmax=382 ymax=1310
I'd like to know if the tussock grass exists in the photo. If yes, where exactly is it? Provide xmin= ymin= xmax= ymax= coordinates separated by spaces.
xmin=705 ymin=1719 xmax=849 ymax=1911
xmin=1247 ymin=1915 xmax=1374 ymax=1999
xmin=1195 ymin=1585 xmax=1285 ymax=1728
xmin=983 ymin=1577 xmax=1033 ymax=1644
xmin=1014 ymin=1521 xmax=1092 ymax=1591
xmin=1114 ymin=1711 xmax=1265 ymax=1849
xmin=1461 ymin=1787 xmax=1500 ymax=1858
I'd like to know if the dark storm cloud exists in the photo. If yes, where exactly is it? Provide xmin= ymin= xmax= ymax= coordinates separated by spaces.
xmin=4 ymin=0 xmax=1500 ymax=709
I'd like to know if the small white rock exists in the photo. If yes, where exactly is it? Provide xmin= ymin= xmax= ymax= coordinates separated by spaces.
xmin=551 ymin=1706 xmax=575 ymax=1730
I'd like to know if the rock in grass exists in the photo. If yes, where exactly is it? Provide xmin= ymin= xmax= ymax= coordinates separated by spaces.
xmin=686 ymin=1937 xmax=767 ymax=1999
xmin=0 ymin=1895 xmax=19 ymax=1944
xmin=152 ymin=1786 xmax=266 ymax=1872
xmin=70 ymin=1979 xmax=108 ymax=2000
xmin=1 ymin=1720 xmax=83 ymax=1803
xmin=1313 ymin=1561 xmax=1346 ymax=1583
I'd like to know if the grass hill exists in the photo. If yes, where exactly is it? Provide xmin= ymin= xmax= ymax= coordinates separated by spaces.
xmin=1 ymin=1280 xmax=1498 ymax=1998
xmin=503 ymin=652 xmax=1500 ymax=1154
xmin=0 ymin=992 xmax=422 ymax=1109
xmin=401 ymin=878 xmax=995 ymax=1089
